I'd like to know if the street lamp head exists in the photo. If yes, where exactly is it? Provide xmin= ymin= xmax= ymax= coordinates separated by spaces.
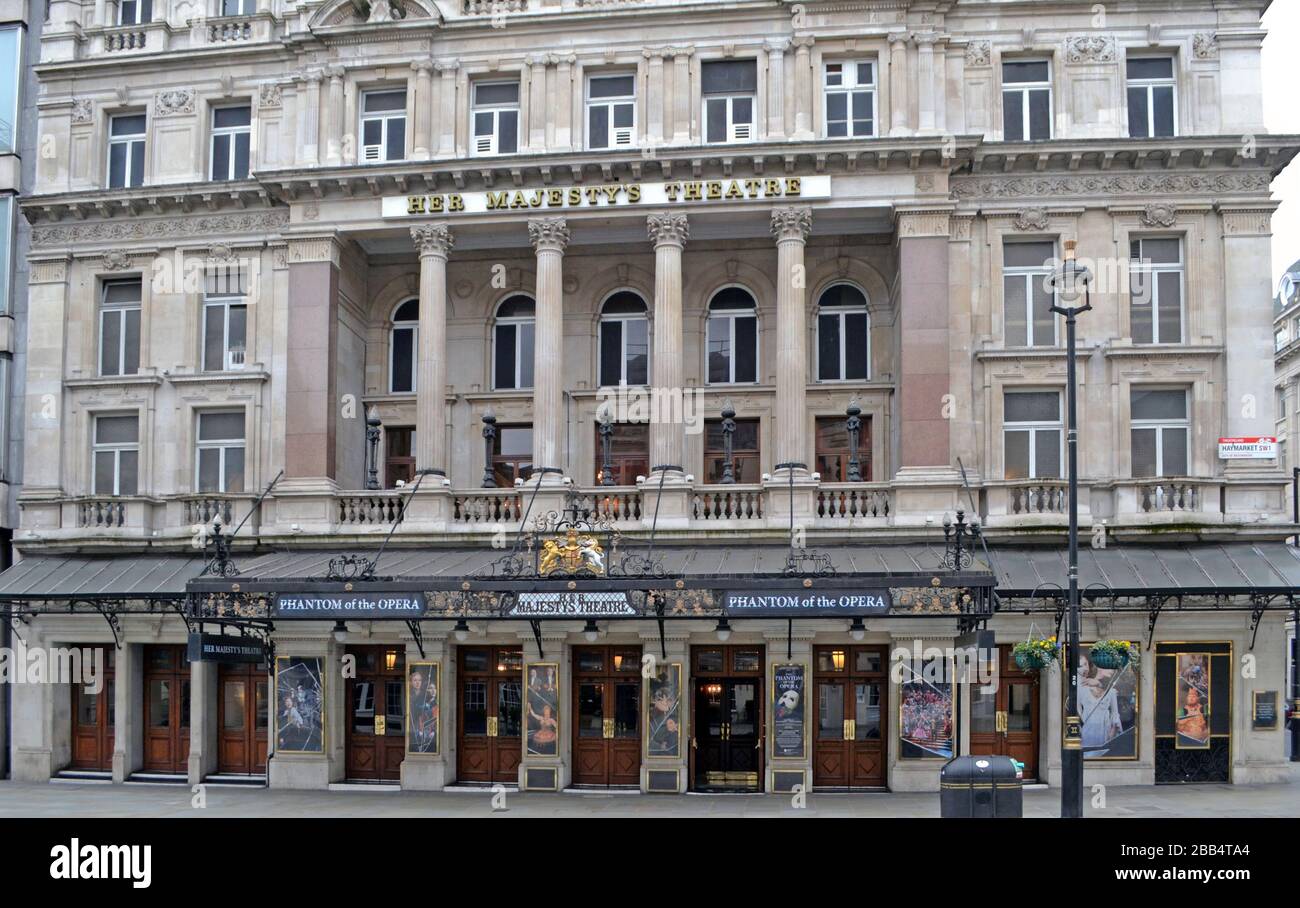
xmin=366 ymin=405 xmax=382 ymax=428
xmin=1051 ymin=238 xmax=1092 ymax=306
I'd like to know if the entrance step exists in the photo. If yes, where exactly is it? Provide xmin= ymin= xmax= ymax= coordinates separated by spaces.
xmin=563 ymin=787 xmax=641 ymax=795
xmin=203 ymin=774 xmax=267 ymax=787
xmin=442 ymin=783 xmax=519 ymax=793
xmin=126 ymin=772 xmax=188 ymax=785
xmin=53 ymin=770 xmax=112 ymax=784
xmin=328 ymin=781 xmax=401 ymax=792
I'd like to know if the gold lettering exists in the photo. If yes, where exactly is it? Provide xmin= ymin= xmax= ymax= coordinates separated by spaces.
xmin=744 ymin=179 xmax=761 ymax=198
xmin=407 ymin=196 xmax=427 ymax=214
xmin=430 ymin=196 xmax=444 ymax=212
xmin=764 ymin=179 xmax=781 ymax=197
xmin=585 ymin=187 xmax=601 ymax=205
xmin=602 ymin=184 xmax=621 ymax=203
xmin=448 ymin=194 xmax=465 ymax=212
xmin=510 ymin=191 xmax=528 ymax=209
xmin=528 ymin=190 xmax=544 ymax=208
xmin=547 ymin=189 xmax=563 ymax=206
xmin=664 ymin=183 xmax=681 ymax=201
xmin=627 ymin=184 xmax=641 ymax=203
xmin=684 ymin=182 xmax=702 ymax=200
xmin=785 ymin=177 xmax=801 ymax=196
xmin=486 ymin=191 xmax=508 ymax=210
xmin=568 ymin=187 xmax=582 ymax=206
xmin=724 ymin=180 xmax=744 ymax=199
xmin=706 ymin=181 xmax=722 ymax=199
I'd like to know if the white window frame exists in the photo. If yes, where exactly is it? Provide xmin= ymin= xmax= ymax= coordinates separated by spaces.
xmin=389 ymin=300 xmax=418 ymax=394
xmin=91 ymin=414 xmax=139 ymax=496
xmin=220 ymin=0 xmax=254 ymax=15
xmin=492 ymin=302 xmax=535 ymax=390
xmin=1129 ymin=236 xmax=1185 ymax=345
xmin=585 ymin=73 xmax=637 ymax=151
xmin=598 ymin=306 xmax=650 ymax=387
xmin=106 ymin=113 xmax=146 ymax=189
xmin=118 ymin=0 xmax=152 ymax=26
xmin=202 ymin=293 xmax=247 ymax=372
xmin=1126 ymin=56 xmax=1177 ymax=139
xmin=702 ymin=94 xmax=755 ymax=145
xmin=210 ymin=104 xmax=252 ymax=181
xmin=471 ymin=80 xmax=520 ymax=157
xmin=98 ymin=279 xmax=141 ymax=377
xmin=815 ymin=302 xmax=871 ymax=382
xmin=1002 ymin=390 xmax=1064 ymax=479
xmin=359 ymin=89 xmax=407 ymax=164
xmin=1130 ymin=388 xmax=1189 ymax=478
xmin=705 ymin=298 xmax=759 ymax=386
xmin=1001 ymin=58 xmax=1053 ymax=141
xmin=822 ymin=60 xmax=876 ymax=139
xmin=1002 ymin=248 xmax=1059 ymax=348
xmin=195 ymin=411 xmax=246 ymax=493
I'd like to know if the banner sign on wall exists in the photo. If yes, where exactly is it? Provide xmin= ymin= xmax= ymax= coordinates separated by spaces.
xmin=187 ymin=633 xmax=265 ymax=664
xmin=722 ymin=590 xmax=891 ymax=616
xmin=508 ymin=592 xmax=635 ymax=617
xmin=771 ymin=664 xmax=807 ymax=759
xmin=271 ymin=593 xmax=426 ymax=619
xmin=1217 ymin=437 xmax=1278 ymax=459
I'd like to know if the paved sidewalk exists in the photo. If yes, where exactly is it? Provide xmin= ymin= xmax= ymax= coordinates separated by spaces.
xmin=0 ymin=779 xmax=1297 ymax=817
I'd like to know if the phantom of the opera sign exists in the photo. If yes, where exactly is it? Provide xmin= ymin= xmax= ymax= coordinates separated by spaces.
xmin=385 ymin=176 xmax=831 ymax=218
xmin=271 ymin=592 xmax=426 ymax=619
xmin=722 ymin=590 xmax=891 ymax=617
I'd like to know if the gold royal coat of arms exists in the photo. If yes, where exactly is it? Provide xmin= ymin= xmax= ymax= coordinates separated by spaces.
xmin=539 ymin=527 xmax=606 ymax=576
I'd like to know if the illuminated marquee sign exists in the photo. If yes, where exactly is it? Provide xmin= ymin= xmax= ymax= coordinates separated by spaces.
xmin=383 ymin=175 xmax=831 ymax=217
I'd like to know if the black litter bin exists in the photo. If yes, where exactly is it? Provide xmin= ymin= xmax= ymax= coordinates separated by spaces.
xmin=939 ymin=755 xmax=1023 ymax=817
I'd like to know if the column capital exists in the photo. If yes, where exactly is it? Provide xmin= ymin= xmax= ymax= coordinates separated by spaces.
xmin=411 ymin=59 xmax=434 ymax=76
xmin=647 ymin=212 xmax=689 ymax=248
xmin=528 ymin=217 xmax=570 ymax=253
xmin=770 ymin=205 xmax=812 ymax=243
xmin=325 ymin=64 xmax=346 ymax=81
xmin=792 ymin=35 xmax=815 ymax=51
xmin=765 ymin=38 xmax=790 ymax=54
xmin=411 ymin=223 xmax=454 ymax=258
xmin=669 ymin=45 xmax=695 ymax=60
xmin=435 ymin=59 xmax=460 ymax=74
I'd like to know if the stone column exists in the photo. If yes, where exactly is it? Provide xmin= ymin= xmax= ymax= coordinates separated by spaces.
xmin=554 ymin=54 xmax=575 ymax=151
xmin=647 ymin=213 xmax=689 ymax=478
xmin=771 ymin=206 xmax=813 ymax=477
xmin=411 ymin=223 xmax=454 ymax=476
xmin=527 ymin=56 xmax=547 ymax=152
xmin=915 ymin=33 xmax=937 ymax=134
xmin=300 ymin=69 xmax=323 ymax=166
xmin=21 ymin=257 xmax=71 ymax=516
xmin=112 ymin=643 xmax=143 ymax=784
xmin=399 ymin=633 xmax=450 ymax=790
xmin=765 ymin=40 xmax=787 ymax=140
xmin=529 ymin=217 xmax=570 ymax=484
xmin=324 ymin=66 xmax=345 ymax=166
xmin=411 ymin=60 xmax=434 ymax=159
xmin=186 ymin=660 xmax=218 ymax=785
xmin=670 ymin=46 xmax=693 ymax=145
xmin=644 ymin=49 xmax=665 ymax=147
xmin=889 ymin=37 xmax=909 ymax=136
xmin=436 ymin=60 xmax=459 ymax=157
xmin=792 ymin=36 xmax=814 ymax=139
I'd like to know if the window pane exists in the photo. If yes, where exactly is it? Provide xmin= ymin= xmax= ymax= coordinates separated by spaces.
xmin=364 ymin=90 xmax=406 ymax=113
xmin=1004 ymin=242 xmax=1054 ymax=269
xmin=100 ymin=310 xmax=121 ymax=375
xmin=233 ymin=132 xmax=250 ymax=178
xmin=229 ymin=304 xmax=247 ymax=351
xmin=1127 ymin=86 xmax=1149 ymax=138
xmin=1004 ymin=276 xmax=1028 ymax=346
xmin=844 ymin=312 xmax=868 ymax=378
xmin=1002 ymin=90 xmax=1024 ymax=142
xmin=96 ymin=415 xmax=138 ymax=444
xmin=1034 ymin=429 xmax=1061 ymax=478
xmin=1161 ymin=427 xmax=1188 ymax=476
xmin=129 ymin=141 xmax=144 ymax=187
xmin=199 ymin=411 xmax=245 ymax=440
xmin=1131 ymin=284 xmax=1154 ymax=344
xmin=211 ymin=133 xmax=231 ymax=180
xmin=518 ymin=321 xmax=534 ymax=387
xmin=613 ymin=103 xmax=634 ymax=129
xmin=213 ymin=106 xmax=251 ymax=129
xmin=498 ymin=110 xmax=518 ymax=154
xmin=625 ymin=318 xmax=648 ymax=384
xmin=474 ymin=82 xmax=519 ymax=105
xmin=1131 ymin=389 xmax=1186 ymax=420
xmin=1004 ymin=391 xmax=1059 ymax=423
xmin=1003 ymin=61 xmax=1049 ymax=83
xmin=119 ymin=450 xmax=139 ymax=496
xmin=111 ymin=114 xmax=146 ymax=136
xmin=123 ymin=309 xmax=140 ymax=374
xmin=1140 ymin=238 xmax=1180 ymax=264
xmin=707 ymin=316 xmax=731 ymax=383
xmin=94 ymin=451 xmax=115 ymax=495
xmin=198 ymin=447 xmax=221 ymax=491
xmin=1027 ymin=89 xmax=1051 ymax=139
xmin=826 ymin=92 xmax=848 ymax=121
xmin=224 ymin=446 xmax=245 ymax=493
xmin=1131 ymin=427 xmax=1157 ymax=477
xmin=391 ymin=326 xmax=414 ymax=393
xmin=851 ymin=91 xmax=872 ymax=119
xmin=104 ymin=279 xmax=142 ymax=305
xmin=1127 ymin=58 xmax=1173 ymax=80
xmin=588 ymin=104 xmax=609 ymax=149
xmin=386 ymin=117 xmax=406 ymax=160
xmin=1004 ymin=430 xmax=1030 ymax=479
xmin=1156 ymin=271 xmax=1182 ymax=342
xmin=108 ymin=142 xmax=127 ymax=188
xmin=706 ymin=97 xmax=726 ymax=143
xmin=818 ymin=313 xmax=840 ymax=380
xmin=1031 ymin=280 xmax=1055 ymax=346
xmin=599 ymin=320 xmax=622 ymax=386
xmin=494 ymin=324 xmax=516 ymax=389
xmin=1152 ymin=86 xmax=1175 ymax=137
xmin=702 ymin=60 xmax=757 ymax=94
xmin=204 ymin=305 xmax=225 ymax=371
xmin=734 ymin=316 xmax=757 ymax=383
xmin=223 ymin=682 xmax=246 ymax=731
xmin=732 ymin=96 xmax=752 ymax=125
xmin=589 ymin=75 xmax=634 ymax=98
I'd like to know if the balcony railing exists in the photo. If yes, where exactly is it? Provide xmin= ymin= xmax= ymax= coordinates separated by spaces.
xmin=815 ymin=483 xmax=891 ymax=521
xmin=452 ymin=489 xmax=524 ymax=525
xmin=1136 ymin=479 xmax=1207 ymax=514
xmin=692 ymin=486 xmax=764 ymax=522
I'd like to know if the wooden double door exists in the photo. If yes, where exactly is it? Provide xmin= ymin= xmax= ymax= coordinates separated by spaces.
xmin=345 ymin=646 xmax=407 ymax=781
xmin=969 ymin=645 xmax=1039 ymax=780
xmin=457 ymin=646 xmax=524 ymax=784
xmin=218 ymin=662 xmax=269 ymax=775
xmin=813 ymin=645 xmax=888 ymax=789
xmin=691 ymin=645 xmax=764 ymax=792
xmin=572 ymin=646 xmax=642 ymax=787
xmin=70 ymin=646 xmax=115 ymax=771
xmin=143 ymin=645 xmax=191 ymax=773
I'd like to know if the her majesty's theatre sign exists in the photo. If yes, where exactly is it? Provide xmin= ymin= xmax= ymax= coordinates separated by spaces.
xmin=384 ymin=176 xmax=831 ymax=217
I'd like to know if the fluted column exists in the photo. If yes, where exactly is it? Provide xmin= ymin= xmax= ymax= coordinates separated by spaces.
xmin=772 ymin=206 xmax=812 ymax=477
xmin=436 ymin=60 xmax=459 ymax=157
xmin=792 ymin=36 xmax=814 ymax=139
xmin=324 ymin=66 xmax=345 ymax=166
xmin=529 ymin=217 xmax=570 ymax=484
xmin=554 ymin=54 xmax=575 ymax=151
xmin=527 ymin=56 xmax=547 ymax=152
xmin=765 ymin=40 xmax=787 ymax=140
xmin=889 ymin=37 xmax=909 ymax=136
xmin=670 ymin=46 xmax=693 ymax=144
xmin=411 ymin=60 xmax=434 ymax=159
xmin=299 ymin=69 xmax=323 ymax=166
xmin=647 ymin=213 xmax=689 ymax=478
xmin=411 ymin=224 xmax=454 ymax=475
xmin=915 ymin=33 xmax=937 ymax=134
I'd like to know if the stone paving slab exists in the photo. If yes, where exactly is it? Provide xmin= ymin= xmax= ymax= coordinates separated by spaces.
xmin=1 ymin=779 xmax=1297 ymax=818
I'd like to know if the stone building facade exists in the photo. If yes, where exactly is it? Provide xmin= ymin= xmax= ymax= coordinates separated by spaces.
xmin=4 ymin=0 xmax=1298 ymax=795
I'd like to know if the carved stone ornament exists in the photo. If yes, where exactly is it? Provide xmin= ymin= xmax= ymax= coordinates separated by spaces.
xmin=1064 ymin=34 xmax=1116 ymax=64
xmin=258 ymin=82 xmax=282 ymax=109
xmin=1013 ymin=207 xmax=1051 ymax=231
xmin=102 ymin=250 xmax=132 ymax=271
xmin=646 ymin=212 xmax=689 ymax=247
xmin=770 ymin=205 xmax=813 ymax=242
xmin=1193 ymin=33 xmax=1219 ymax=59
xmin=71 ymin=98 xmax=94 ymax=124
xmin=951 ymin=172 xmax=1271 ymax=201
xmin=527 ymin=217 xmax=570 ymax=253
xmin=965 ymin=40 xmax=991 ymax=67
xmin=33 ymin=210 xmax=290 ymax=248
xmin=155 ymin=88 xmax=196 ymax=117
xmin=410 ymin=223 xmax=454 ymax=257
xmin=208 ymin=244 xmax=238 ymax=263
xmin=1140 ymin=204 xmax=1178 ymax=228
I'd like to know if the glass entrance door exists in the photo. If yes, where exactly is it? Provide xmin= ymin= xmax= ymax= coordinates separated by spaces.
xmin=218 ymin=661 xmax=268 ymax=775
xmin=70 ymin=645 xmax=115 ymax=771
xmin=345 ymin=647 xmax=406 ymax=781
xmin=572 ymin=646 xmax=642 ymax=787
xmin=812 ymin=646 xmax=887 ymax=788
xmin=142 ymin=645 xmax=191 ymax=773
xmin=457 ymin=647 xmax=523 ymax=784
xmin=689 ymin=644 xmax=766 ymax=792
xmin=969 ymin=645 xmax=1040 ymax=779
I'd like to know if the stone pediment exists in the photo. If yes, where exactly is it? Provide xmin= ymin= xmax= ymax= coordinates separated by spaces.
xmin=312 ymin=0 xmax=440 ymax=28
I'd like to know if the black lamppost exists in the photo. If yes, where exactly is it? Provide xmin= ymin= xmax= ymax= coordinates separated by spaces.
xmin=720 ymin=398 xmax=736 ymax=484
xmin=481 ymin=408 xmax=497 ymax=489
xmin=845 ymin=398 xmax=863 ymax=482
xmin=1048 ymin=238 xmax=1092 ymax=819
xmin=598 ymin=406 xmax=615 ymax=486
xmin=942 ymin=509 xmax=980 ymax=570
xmin=365 ymin=406 xmax=383 ymax=491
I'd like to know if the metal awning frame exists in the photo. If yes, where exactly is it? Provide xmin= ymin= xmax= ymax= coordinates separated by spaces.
xmin=0 ymin=596 xmax=192 ymax=649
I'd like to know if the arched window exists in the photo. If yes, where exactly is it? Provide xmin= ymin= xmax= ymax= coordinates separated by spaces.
xmin=598 ymin=291 xmax=649 ymax=386
xmin=706 ymin=287 xmax=758 ymax=384
xmin=493 ymin=295 xmax=535 ymax=390
xmin=389 ymin=298 xmax=418 ymax=394
xmin=816 ymin=283 xmax=870 ymax=381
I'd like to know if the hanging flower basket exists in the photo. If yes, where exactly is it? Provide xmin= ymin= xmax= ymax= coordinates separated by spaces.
xmin=1090 ymin=640 xmax=1136 ymax=671
xmin=1012 ymin=636 xmax=1060 ymax=673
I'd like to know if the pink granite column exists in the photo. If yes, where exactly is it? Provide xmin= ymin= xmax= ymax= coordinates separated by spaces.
xmin=284 ymin=237 xmax=341 ymax=485
xmin=896 ymin=211 xmax=952 ymax=471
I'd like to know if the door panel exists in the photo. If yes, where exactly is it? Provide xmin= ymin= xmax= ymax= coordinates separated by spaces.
xmin=967 ymin=646 xmax=1039 ymax=780
xmin=571 ymin=647 xmax=643 ymax=787
xmin=457 ymin=647 xmax=523 ymax=785
xmin=344 ymin=647 xmax=406 ymax=781
xmin=142 ymin=645 xmax=190 ymax=773
xmin=812 ymin=646 xmax=887 ymax=789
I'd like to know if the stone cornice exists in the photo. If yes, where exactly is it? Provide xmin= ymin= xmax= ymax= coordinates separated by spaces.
xmin=1102 ymin=344 xmax=1224 ymax=361
xmin=29 ymin=208 xmax=289 ymax=250
xmin=953 ymin=171 xmax=1273 ymax=204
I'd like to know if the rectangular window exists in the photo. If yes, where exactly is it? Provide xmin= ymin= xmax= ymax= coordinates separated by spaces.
xmin=196 ymin=411 xmax=246 ymax=493
xmin=221 ymin=0 xmax=254 ymax=14
xmin=704 ymin=418 xmax=760 ymax=484
xmin=586 ymin=74 xmax=636 ymax=150
xmin=210 ymin=105 xmax=251 ymax=181
xmin=492 ymin=424 xmax=533 ymax=487
xmin=702 ymin=60 xmax=757 ymax=144
xmin=1003 ymin=390 xmax=1062 ymax=479
xmin=0 ymin=26 xmax=22 ymax=154
xmin=1002 ymin=59 xmax=1052 ymax=141
xmin=107 ymin=113 xmax=146 ymax=189
xmin=1130 ymin=388 xmax=1189 ymax=478
xmin=493 ymin=320 xmax=535 ymax=390
xmin=815 ymin=415 xmax=871 ymax=482
xmin=1003 ymin=241 xmax=1058 ymax=347
xmin=99 ymin=278 xmax=142 ymax=377
xmin=823 ymin=60 xmax=875 ymax=138
xmin=360 ymin=89 xmax=407 ymax=163
xmin=1126 ymin=57 xmax=1176 ymax=138
xmin=202 ymin=287 xmax=248 ymax=372
xmin=706 ymin=311 xmax=758 ymax=384
xmin=816 ymin=309 xmax=870 ymax=380
xmin=0 ymin=196 xmax=13 ymax=314
xmin=92 ymin=414 xmax=139 ymax=496
xmin=594 ymin=422 xmax=649 ymax=486
xmin=598 ymin=316 xmax=649 ymax=386
xmin=472 ymin=81 xmax=520 ymax=156
xmin=1130 ymin=237 xmax=1183 ymax=344
xmin=118 ymin=0 xmax=153 ymax=25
